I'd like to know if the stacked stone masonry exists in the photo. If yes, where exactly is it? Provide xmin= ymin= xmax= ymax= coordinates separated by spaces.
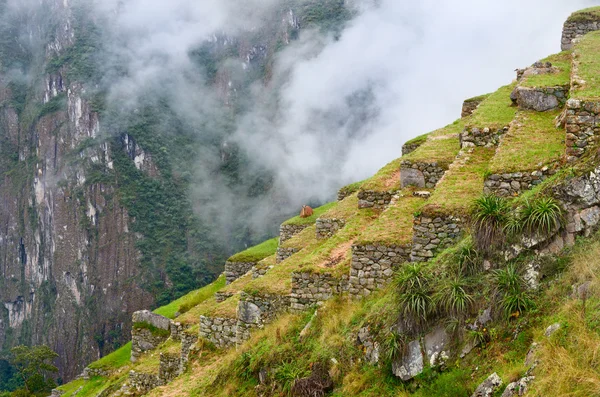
xmin=349 ymin=244 xmax=411 ymax=297
xmin=279 ymin=224 xmax=308 ymax=243
xmin=130 ymin=311 xmax=171 ymax=363
xmin=401 ymin=161 xmax=448 ymax=189
xmin=236 ymin=292 xmax=290 ymax=343
xmin=215 ymin=291 xmax=234 ymax=302
xmin=402 ymin=141 xmax=423 ymax=156
xmin=179 ymin=331 xmax=198 ymax=372
xmin=291 ymin=272 xmax=349 ymax=311
xmin=512 ymin=86 xmax=568 ymax=112
xmin=411 ymin=215 xmax=463 ymax=262
xmin=199 ymin=316 xmax=238 ymax=348
xmin=484 ymin=167 xmax=554 ymax=197
xmin=462 ymin=97 xmax=486 ymax=118
xmin=315 ymin=218 xmax=346 ymax=239
xmin=127 ymin=371 xmax=163 ymax=395
xmin=159 ymin=353 xmax=180 ymax=384
xmin=358 ymin=190 xmax=397 ymax=209
xmin=562 ymin=19 xmax=600 ymax=51
xmin=224 ymin=261 xmax=255 ymax=284
xmin=460 ymin=126 xmax=509 ymax=148
xmin=276 ymin=247 xmax=298 ymax=263
xmin=564 ymin=99 xmax=600 ymax=161
xmin=252 ymin=265 xmax=270 ymax=279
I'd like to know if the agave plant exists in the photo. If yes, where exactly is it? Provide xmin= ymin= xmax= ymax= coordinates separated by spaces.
xmin=382 ymin=330 xmax=406 ymax=362
xmin=493 ymin=264 xmax=534 ymax=319
xmin=471 ymin=195 xmax=511 ymax=253
xmin=434 ymin=277 xmax=474 ymax=318
xmin=396 ymin=264 xmax=434 ymax=326
xmin=521 ymin=197 xmax=564 ymax=236
xmin=455 ymin=240 xmax=482 ymax=276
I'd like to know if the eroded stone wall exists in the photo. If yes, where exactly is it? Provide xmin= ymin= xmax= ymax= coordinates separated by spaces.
xmin=127 ymin=371 xmax=163 ymax=395
xmin=224 ymin=261 xmax=255 ymax=284
xmin=460 ymin=126 xmax=508 ymax=148
xmin=462 ymin=98 xmax=486 ymax=118
xmin=279 ymin=224 xmax=308 ymax=243
xmin=215 ymin=291 xmax=234 ymax=302
xmin=401 ymin=161 xmax=447 ymax=189
xmin=158 ymin=353 xmax=180 ymax=384
xmin=130 ymin=311 xmax=171 ymax=363
xmin=562 ymin=19 xmax=600 ymax=51
xmin=316 ymin=218 xmax=346 ymax=239
xmin=358 ymin=190 xmax=397 ymax=209
xmin=402 ymin=141 xmax=422 ymax=156
xmin=484 ymin=167 xmax=553 ymax=197
xmin=290 ymin=272 xmax=348 ymax=311
xmin=236 ymin=292 xmax=290 ymax=342
xmin=199 ymin=316 xmax=238 ymax=348
xmin=564 ymin=99 xmax=600 ymax=161
xmin=411 ymin=215 xmax=463 ymax=262
xmin=349 ymin=244 xmax=410 ymax=297
xmin=513 ymin=86 xmax=568 ymax=112
xmin=276 ymin=247 xmax=298 ymax=263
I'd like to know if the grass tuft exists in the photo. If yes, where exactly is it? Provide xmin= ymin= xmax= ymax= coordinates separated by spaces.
xmin=228 ymin=238 xmax=279 ymax=263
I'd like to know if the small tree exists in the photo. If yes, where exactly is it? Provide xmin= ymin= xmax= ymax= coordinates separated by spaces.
xmin=9 ymin=345 xmax=58 ymax=397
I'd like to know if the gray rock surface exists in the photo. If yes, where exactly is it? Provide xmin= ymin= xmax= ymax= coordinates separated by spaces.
xmin=424 ymin=326 xmax=450 ymax=367
xmin=392 ymin=340 xmax=423 ymax=381
xmin=545 ymin=323 xmax=561 ymax=337
xmin=471 ymin=373 xmax=503 ymax=397
xmin=501 ymin=376 xmax=535 ymax=397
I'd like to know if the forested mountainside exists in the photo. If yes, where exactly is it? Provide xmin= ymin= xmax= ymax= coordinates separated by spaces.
xmin=50 ymin=5 xmax=600 ymax=397
xmin=0 ymin=0 xmax=353 ymax=380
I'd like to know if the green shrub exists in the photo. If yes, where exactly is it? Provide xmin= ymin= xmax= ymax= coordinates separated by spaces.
xmin=471 ymin=195 xmax=510 ymax=253
xmin=493 ymin=265 xmax=535 ymax=318
xmin=132 ymin=322 xmax=170 ymax=338
xmin=273 ymin=361 xmax=309 ymax=396
xmin=521 ymin=197 xmax=564 ymax=236
xmin=454 ymin=240 xmax=482 ymax=276
xmin=395 ymin=264 xmax=434 ymax=329
xmin=434 ymin=277 xmax=474 ymax=318
xmin=382 ymin=331 xmax=406 ymax=362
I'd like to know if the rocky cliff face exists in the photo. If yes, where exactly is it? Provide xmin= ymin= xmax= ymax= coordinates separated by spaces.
xmin=0 ymin=0 xmax=352 ymax=381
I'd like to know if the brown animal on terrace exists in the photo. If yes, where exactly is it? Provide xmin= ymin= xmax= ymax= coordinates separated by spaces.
xmin=300 ymin=205 xmax=314 ymax=218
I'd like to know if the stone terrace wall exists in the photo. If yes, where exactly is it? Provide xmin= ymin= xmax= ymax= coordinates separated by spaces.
xmin=462 ymin=97 xmax=486 ymax=118
xmin=565 ymin=99 xmax=600 ymax=162
xmin=349 ymin=244 xmax=410 ymax=297
xmin=402 ymin=141 xmax=422 ymax=156
xmin=131 ymin=311 xmax=171 ymax=363
xmin=215 ymin=291 xmax=234 ymax=302
xmin=199 ymin=316 xmax=238 ymax=348
xmin=236 ymin=292 xmax=290 ymax=342
xmin=158 ymin=353 xmax=180 ymax=384
xmin=513 ymin=86 xmax=568 ymax=112
xmin=280 ymin=224 xmax=308 ymax=243
xmin=401 ymin=161 xmax=447 ymax=189
xmin=484 ymin=167 xmax=553 ymax=197
xmin=276 ymin=247 xmax=298 ymax=263
xmin=562 ymin=19 xmax=600 ymax=51
xmin=128 ymin=371 xmax=163 ymax=395
xmin=290 ymin=272 xmax=349 ymax=311
xmin=411 ymin=215 xmax=463 ymax=262
xmin=316 ymin=218 xmax=346 ymax=239
xmin=358 ymin=190 xmax=397 ymax=209
xmin=460 ymin=126 xmax=509 ymax=148
xmin=224 ymin=261 xmax=255 ymax=284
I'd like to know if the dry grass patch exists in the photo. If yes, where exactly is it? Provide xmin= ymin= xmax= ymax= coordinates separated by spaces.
xmin=402 ymin=134 xmax=460 ymax=167
xmin=359 ymin=157 xmax=402 ymax=191
xmin=322 ymin=192 xmax=359 ymax=219
xmin=356 ymin=194 xmax=425 ymax=246
xmin=425 ymin=147 xmax=495 ymax=216
xmin=490 ymin=110 xmax=564 ymax=173
xmin=572 ymin=31 xmax=600 ymax=99
xmin=520 ymin=51 xmax=572 ymax=88
xmin=567 ymin=6 xmax=600 ymax=23
xmin=281 ymin=224 xmax=317 ymax=249
xmin=467 ymin=83 xmax=518 ymax=129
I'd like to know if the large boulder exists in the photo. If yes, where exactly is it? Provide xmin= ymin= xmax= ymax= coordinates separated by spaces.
xmin=392 ymin=340 xmax=423 ymax=381
xmin=471 ymin=373 xmax=503 ymax=397
xmin=401 ymin=168 xmax=426 ymax=188
xmin=237 ymin=301 xmax=262 ymax=324
xmin=423 ymin=326 xmax=450 ymax=367
xmin=513 ymin=87 xmax=560 ymax=112
xmin=132 ymin=310 xmax=171 ymax=330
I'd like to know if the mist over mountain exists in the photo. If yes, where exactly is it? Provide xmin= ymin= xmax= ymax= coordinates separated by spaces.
xmin=0 ymin=0 xmax=596 ymax=383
